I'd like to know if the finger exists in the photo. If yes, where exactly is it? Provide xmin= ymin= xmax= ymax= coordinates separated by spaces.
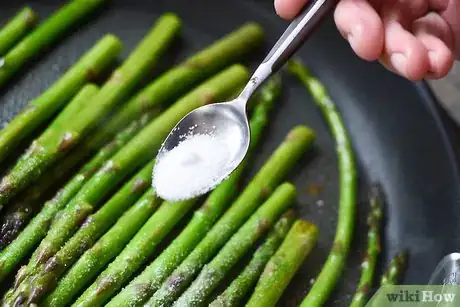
xmin=427 ymin=0 xmax=449 ymax=11
xmin=380 ymin=0 xmax=428 ymax=28
xmin=334 ymin=0 xmax=384 ymax=61
xmin=274 ymin=0 xmax=309 ymax=20
xmin=412 ymin=13 xmax=454 ymax=78
xmin=412 ymin=12 xmax=454 ymax=50
xmin=380 ymin=21 xmax=429 ymax=81
xmin=431 ymin=0 xmax=460 ymax=58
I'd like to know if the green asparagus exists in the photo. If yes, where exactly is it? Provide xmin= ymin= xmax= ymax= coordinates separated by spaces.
xmin=60 ymin=75 xmax=281 ymax=307
xmin=5 ymin=65 xmax=248 ymax=300
xmin=380 ymin=251 xmax=408 ymax=286
xmin=288 ymin=59 xmax=357 ymax=307
xmin=0 ymin=34 xmax=121 ymax=166
xmin=350 ymin=184 xmax=384 ymax=307
xmin=0 ymin=84 xmax=99 ymax=249
xmin=209 ymin=211 xmax=295 ymax=307
xmin=0 ymin=0 xmax=108 ymax=87
xmin=73 ymin=198 xmax=200 ymax=306
xmin=0 ymin=7 xmax=38 ymax=56
xmin=3 ymin=23 xmax=263 ymax=247
xmin=86 ymin=22 xmax=264 ymax=148
xmin=0 ymin=111 xmax=155 ymax=283
xmin=107 ymin=75 xmax=281 ymax=307
xmin=0 ymin=13 xmax=180 ymax=208
xmin=34 ymin=25 xmax=264 ymax=240
xmin=246 ymin=219 xmax=319 ymax=307
xmin=148 ymin=125 xmax=316 ymax=306
xmin=12 ymin=161 xmax=156 ymax=304
xmin=0 ymin=110 xmax=156 ymax=250
xmin=172 ymin=183 xmax=297 ymax=307
xmin=43 ymin=188 xmax=161 ymax=307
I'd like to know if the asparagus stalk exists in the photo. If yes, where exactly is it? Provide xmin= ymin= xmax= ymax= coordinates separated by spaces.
xmin=246 ymin=220 xmax=319 ymax=307
xmin=58 ymin=76 xmax=281 ymax=307
xmin=86 ymin=22 xmax=264 ymax=148
xmin=380 ymin=251 xmax=408 ymax=286
xmin=0 ymin=111 xmax=155 ymax=282
xmin=288 ymin=59 xmax=358 ymax=307
xmin=172 ymin=183 xmax=297 ymax=307
xmin=148 ymin=125 xmax=316 ymax=306
xmin=43 ymin=189 xmax=161 ymax=307
xmin=0 ymin=84 xmax=100 ymax=248
xmin=45 ymin=23 xmax=264 ymax=203
xmin=0 ymin=7 xmax=38 ymax=56
xmin=0 ymin=0 xmax=108 ymax=87
xmin=2 ymin=23 xmax=263 ymax=245
xmin=0 ymin=111 xmax=156 ymax=249
xmin=0 ymin=34 xmax=121 ymax=166
xmin=350 ymin=184 xmax=384 ymax=307
xmin=73 ymin=197 xmax=200 ymax=307
xmin=209 ymin=211 xmax=295 ymax=307
xmin=5 ymin=65 xmax=248 ymax=295
xmin=0 ymin=14 xmax=181 ymax=208
xmin=12 ymin=162 xmax=156 ymax=304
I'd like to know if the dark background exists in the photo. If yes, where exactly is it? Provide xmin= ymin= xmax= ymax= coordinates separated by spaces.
xmin=1 ymin=0 xmax=460 ymax=305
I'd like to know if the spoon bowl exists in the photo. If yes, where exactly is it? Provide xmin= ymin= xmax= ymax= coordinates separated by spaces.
xmin=429 ymin=253 xmax=460 ymax=285
xmin=157 ymin=98 xmax=250 ymax=180
xmin=153 ymin=0 xmax=336 ymax=200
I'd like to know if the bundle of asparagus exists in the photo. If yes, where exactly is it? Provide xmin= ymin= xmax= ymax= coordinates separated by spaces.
xmin=0 ymin=0 xmax=108 ymax=88
xmin=0 ymin=3 xmax=409 ymax=306
xmin=0 ymin=21 xmax=263 ymax=252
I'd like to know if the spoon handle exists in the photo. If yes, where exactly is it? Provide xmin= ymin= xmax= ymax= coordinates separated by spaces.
xmin=239 ymin=0 xmax=336 ymax=101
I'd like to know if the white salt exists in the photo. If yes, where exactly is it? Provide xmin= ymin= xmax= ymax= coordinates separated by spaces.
xmin=153 ymin=133 xmax=235 ymax=201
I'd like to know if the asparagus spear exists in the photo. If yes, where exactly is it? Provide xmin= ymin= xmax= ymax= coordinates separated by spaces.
xmin=0 ymin=111 xmax=155 ymax=282
xmin=0 ymin=110 xmax=156 ymax=249
xmin=380 ymin=251 xmax=408 ymax=286
xmin=5 ymin=65 xmax=248 ymax=296
xmin=209 ymin=211 xmax=295 ymax=307
xmin=45 ymin=23 xmax=264 ymax=204
xmin=0 ymin=7 xmax=38 ymax=56
xmin=172 ymin=183 xmax=297 ymax=307
xmin=0 ymin=34 xmax=121 ymax=166
xmin=0 ymin=84 xmax=100 ymax=248
xmin=86 ymin=22 xmax=264 ymax=148
xmin=43 ymin=189 xmax=161 ymax=307
xmin=2 ymin=23 xmax=263 ymax=244
xmin=12 ymin=162 xmax=156 ymax=304
xmin=148 ymin=125 xmax=316 ymax=306
xmin=288 ymin=59 xmax=358 ymax=307
xmin=0 ymin=0 xmax=108 ymax=87
xmin=73 ymin=197 xmax=200 ymax=307
xmin=246 ymin=219 xmax=319 ymax=307
xmin=55 ymin=76 xmax=282 ymax=307
xmin=350 ymin=184 xmax=384 ymax=307
xmin=0 ymin=14 xmax=181 ymax=208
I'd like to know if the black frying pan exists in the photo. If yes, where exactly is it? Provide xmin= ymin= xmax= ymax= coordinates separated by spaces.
xmin=1 ymin=0 xmax=460 ymax=306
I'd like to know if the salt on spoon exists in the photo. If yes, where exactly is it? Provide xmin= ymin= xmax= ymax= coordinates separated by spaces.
xmin=153 ymin=131 xmax=238 ymax=201
xmin=153 ymin=0 xmax=335 ymax=201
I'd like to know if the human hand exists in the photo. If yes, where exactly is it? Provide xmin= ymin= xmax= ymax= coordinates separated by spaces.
xmin=274 ymin=0 xmax=460 ymax=80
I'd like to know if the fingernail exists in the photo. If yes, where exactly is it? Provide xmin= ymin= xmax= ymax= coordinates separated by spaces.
xmin=390 ymin=53 xmax=406 ymax=74
xmin=347 ymin=24 xmax=363 ymax=48
xmin=428 ymin=51 xmax=438 ymax=70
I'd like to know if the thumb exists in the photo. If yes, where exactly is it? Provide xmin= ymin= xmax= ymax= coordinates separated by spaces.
xmin=274 ymin=0 xmax=309 ymax=20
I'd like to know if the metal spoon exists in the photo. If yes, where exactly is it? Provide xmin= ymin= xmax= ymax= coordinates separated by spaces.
xmin=154 ymin=0 xmax=336 ymax=197
xmin=428 ymin=253 xmax=460 ymax=285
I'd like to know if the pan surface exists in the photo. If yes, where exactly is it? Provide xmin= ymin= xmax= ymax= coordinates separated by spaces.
xmin=1 ymin=0 xmax=460 ymax=306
